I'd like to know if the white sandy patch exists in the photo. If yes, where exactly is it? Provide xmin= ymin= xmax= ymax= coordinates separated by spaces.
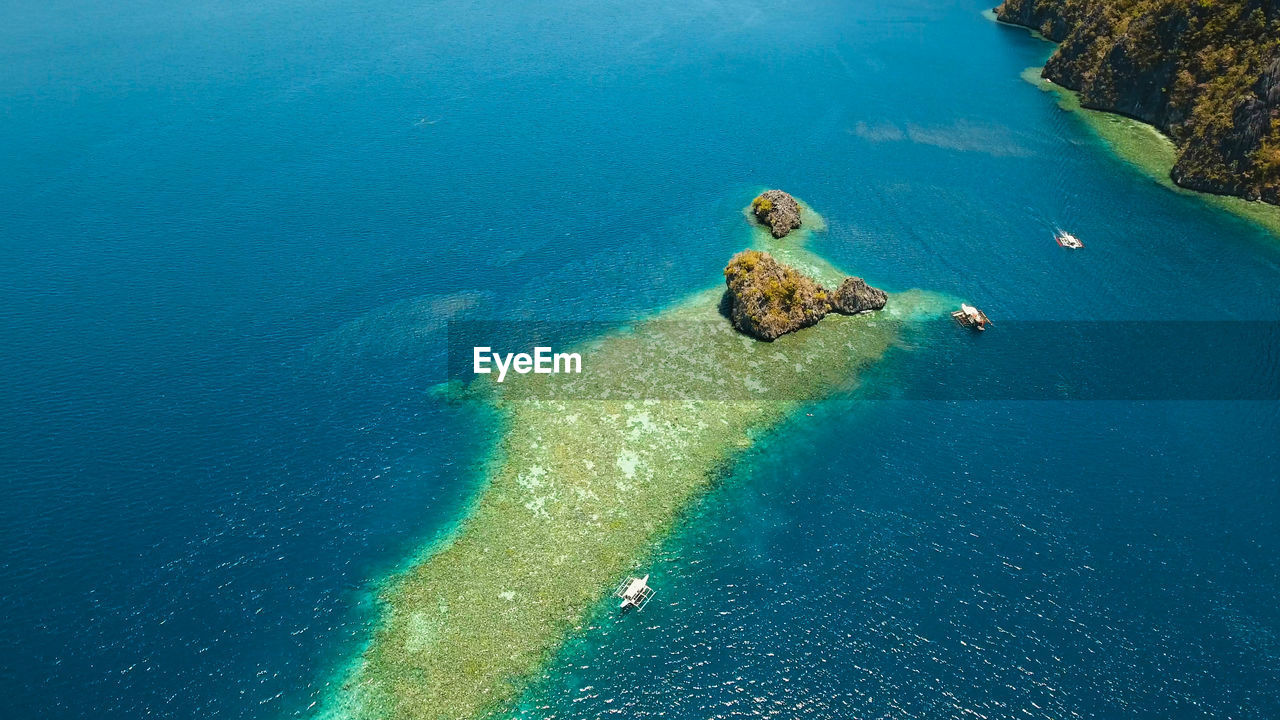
xmin=616 ymin=450 xmax=639 ymax=479
xmin=524 ymin=495 xmax=551 ymax=517
xmin=626 ymin=411 xmax=657 ymax=437
xmin=404 ymin=602 xmax=447 ymax=654
xmin=516 ymin=465 xmax=547 ymax=491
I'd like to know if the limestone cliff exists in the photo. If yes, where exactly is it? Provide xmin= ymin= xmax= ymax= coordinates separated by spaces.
xmin=830 ymin=276 xmax=888 ymax=314
xmin=751 ymin=190 xmax=803 ymax=238
xmin=724 ymin=250 xmax=829 ymax=340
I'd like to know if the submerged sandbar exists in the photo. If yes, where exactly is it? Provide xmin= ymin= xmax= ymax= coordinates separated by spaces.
xmin=325 ymin=203 xmax=945 ymax=720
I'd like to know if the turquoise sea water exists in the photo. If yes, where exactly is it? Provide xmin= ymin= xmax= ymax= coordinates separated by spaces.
xmin=2 ymin=0 xmax=1279 ymax=718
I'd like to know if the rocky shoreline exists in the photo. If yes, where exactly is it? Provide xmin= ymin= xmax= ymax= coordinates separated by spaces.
xmin=996 ymin=0 xmax=1280 ymax=206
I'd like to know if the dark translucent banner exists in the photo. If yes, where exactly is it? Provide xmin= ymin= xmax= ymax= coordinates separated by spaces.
xmin=445 ymin=320 xmax=1280 ymax=401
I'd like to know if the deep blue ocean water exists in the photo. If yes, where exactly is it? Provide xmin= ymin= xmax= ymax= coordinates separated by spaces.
xmin=2 ymin=1 xmax=1279 ymax=718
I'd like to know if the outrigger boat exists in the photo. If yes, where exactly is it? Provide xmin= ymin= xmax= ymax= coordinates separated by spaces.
xmin=613 ymin=573 xmax=656 ymax=612
xmin=1055 ymin=229 xmax=1084 ymax=249
xmin=951 ymin=303 xmax=991 ymax=331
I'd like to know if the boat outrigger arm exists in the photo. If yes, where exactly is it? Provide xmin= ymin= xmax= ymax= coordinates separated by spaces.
xmin=613 ymin=574 xmax=656 ymax=612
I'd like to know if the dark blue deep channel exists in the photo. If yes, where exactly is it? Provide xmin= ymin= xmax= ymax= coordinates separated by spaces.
xmin=2 ymin=1 xmax=1278 ymax=718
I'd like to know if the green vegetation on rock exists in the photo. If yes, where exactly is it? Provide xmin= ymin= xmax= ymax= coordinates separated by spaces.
xmin=750 ymin=189 xmax=803 ymax=237
xmin=724 ymin=250 xmax=832 ymax=341
xmin=723 ymin=250 xmax=889 ymax=341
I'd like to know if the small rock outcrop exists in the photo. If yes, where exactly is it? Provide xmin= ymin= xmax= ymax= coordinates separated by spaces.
xmin=723 ymin=250 xmax=888 ymax=341
xmin=830 ymin=276 xmax=888 ymax=314
xmin=750 ymin=190 xmax=803 ymax=238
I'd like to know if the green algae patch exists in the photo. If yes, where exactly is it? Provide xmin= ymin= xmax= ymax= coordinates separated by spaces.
xmin=326 ymin=214 xmax=946 ymax=720
xmin=1019 ymin=68 xmax=1280 ymax=239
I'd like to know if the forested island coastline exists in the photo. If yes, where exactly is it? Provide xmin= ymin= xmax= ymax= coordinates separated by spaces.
xmin=995 ymin=0 xmax=1280 ymax=207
